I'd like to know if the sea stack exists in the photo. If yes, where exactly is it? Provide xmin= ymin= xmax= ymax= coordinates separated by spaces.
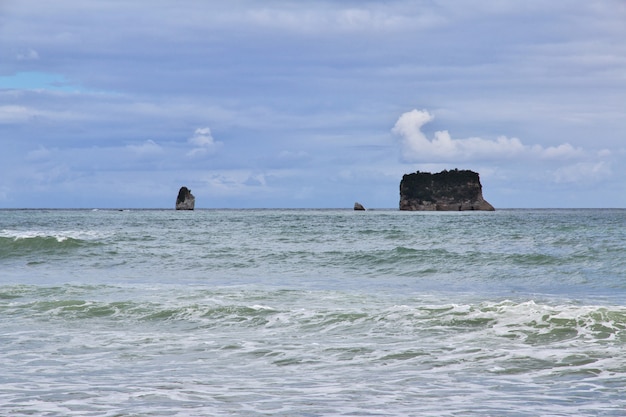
xmin=399 ymin=169 xmax=494 ymax=211
xmin=175 ymin=186 xmax=195 ymax=210
xmin=354 ymin=202 xmax=366 ymax=211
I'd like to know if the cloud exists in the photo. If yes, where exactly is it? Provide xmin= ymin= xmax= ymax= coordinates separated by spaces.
xmin=237 ymin=3 xmax=446 ymax=35
xmin=17 ymin=48 xmax=39 ymax=61
xmin=536 ymin=143 xmax=585 ymax=160
xmin=392 ymin=109 xmax=585 ymax=162
xmin=0 ymin=102 xmax=86 ymax=124
xmin=552 ymin=161 xmax=612 ymax=184
xmin=126 ymin=139 xmax=163 ymax=155
xmin=25 ymin=145 xmax=53 ymax=161
xmin=187 ymin=127 xmax=222 ymax=157
xmin=0 ymin=105 xmax=33 ymax=123
xmin=243 ymin=174 xmax=266 ymax=187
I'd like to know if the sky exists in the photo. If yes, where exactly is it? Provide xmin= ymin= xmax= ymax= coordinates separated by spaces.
xmin=1 ymin=1 xmax=625 ymax=209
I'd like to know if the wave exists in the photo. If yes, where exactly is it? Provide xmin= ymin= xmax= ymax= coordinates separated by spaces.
xmin=0 ymin=229 xmax=108 ymax=242
xmin=3 ymin=283 xmax=625 ymax=411
xmin=3 ymin=285 xmax=625 ymax=346
xmin=0 ymin=230 xmax=106 ymax=259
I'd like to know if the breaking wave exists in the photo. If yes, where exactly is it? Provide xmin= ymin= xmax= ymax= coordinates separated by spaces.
xmin=0 ymin=230 xmax=106 ymax=259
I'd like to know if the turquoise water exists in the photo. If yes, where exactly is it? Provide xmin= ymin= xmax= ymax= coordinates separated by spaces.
xmin=1 ymin=209 xmax=625 ymax=416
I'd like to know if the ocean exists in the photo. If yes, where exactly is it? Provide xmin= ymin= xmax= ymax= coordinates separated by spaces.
xmin=1 ymin=208 xmax=625 ymax=416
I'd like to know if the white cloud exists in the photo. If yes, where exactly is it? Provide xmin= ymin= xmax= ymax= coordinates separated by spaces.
xmin=536 ymin=143 xmax=585 ymax=160
xmin=392 ymin=109 xmax=584 ymax=162
xmin=552 ymin=161 xmax=612 ymax=184
xmin=188 ymin=127 xmax=214 ymax=146
xmin=242 ymin=6 xmax=438 ymax=34
xmin=126 ymin=139 xmax=163 ymax=155
xmin=0 ymin=105 xmax=34 ymax=123
xmin=187 ymin=127 xmax=222 ymax=157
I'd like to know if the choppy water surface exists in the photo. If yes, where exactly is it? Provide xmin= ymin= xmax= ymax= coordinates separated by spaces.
xmin=1 ymin=209 xmax=625 ymax=416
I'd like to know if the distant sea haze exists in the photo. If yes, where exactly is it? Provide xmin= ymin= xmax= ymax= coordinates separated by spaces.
xmin=2 ymin=208 xmax=626 ymax=416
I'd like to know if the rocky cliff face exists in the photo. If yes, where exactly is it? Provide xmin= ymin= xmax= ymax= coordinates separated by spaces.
xmin=176 ymin=186 xmax=195 ymax=210
xmin=399 ymin=169 xmax=494 ymax=211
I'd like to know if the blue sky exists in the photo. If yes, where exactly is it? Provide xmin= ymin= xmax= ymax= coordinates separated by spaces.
xmin=1 ymin=1 xmax=625 ymax=208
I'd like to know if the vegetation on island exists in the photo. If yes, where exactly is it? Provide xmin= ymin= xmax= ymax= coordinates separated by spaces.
xmin=400 ymin=169 xmax=482 ymax=203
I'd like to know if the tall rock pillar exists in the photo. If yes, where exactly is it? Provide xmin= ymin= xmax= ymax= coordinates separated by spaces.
xmin=176 ymin=186 xmax=195 ymax=210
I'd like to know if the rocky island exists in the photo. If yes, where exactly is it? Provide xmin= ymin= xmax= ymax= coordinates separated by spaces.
xmin=399 ymin=169 xmax=494 ymax=211
xmin=175 ymin=186 xmax=195 ymax=210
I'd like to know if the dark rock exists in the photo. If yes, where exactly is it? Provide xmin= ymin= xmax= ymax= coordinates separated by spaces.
xmin=399 ymin=169 xmax=494 ymax=211
xmin=354 ymin=202 xmax=366 ymax=211
xmin=176 ymin=186 xmax=195 ymax=210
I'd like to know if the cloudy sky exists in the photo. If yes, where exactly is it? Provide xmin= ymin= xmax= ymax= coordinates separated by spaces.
xmin=1 ymin=1 xmax=625 ymax=208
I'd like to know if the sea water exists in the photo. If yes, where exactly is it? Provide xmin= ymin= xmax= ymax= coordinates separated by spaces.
xmin=1 ymin=208 xmax=625 ymax=416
